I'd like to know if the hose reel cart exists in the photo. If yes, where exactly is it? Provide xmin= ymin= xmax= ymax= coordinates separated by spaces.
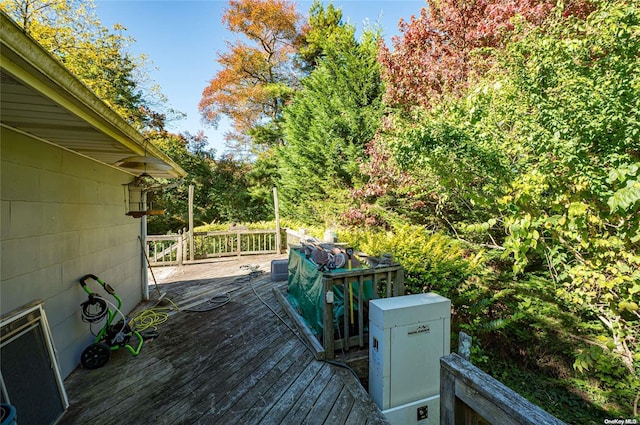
xmin=79 ymin=274 xmax=144 ymax=369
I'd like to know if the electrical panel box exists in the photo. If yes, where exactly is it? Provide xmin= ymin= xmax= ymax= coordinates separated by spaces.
xmin=369 ymin=293 xmax=451 ymax=425
xmin=382 ymin=395 xmax=440 ymax=425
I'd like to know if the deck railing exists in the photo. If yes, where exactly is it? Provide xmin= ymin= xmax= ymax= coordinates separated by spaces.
xmin=194 ymin=229 xmax=280 ymax=258
xmin=146 ymin=234 xmax=184 ymax=266
xmin=146 ymin=228 xmax=282 ymax=266
xmin=322 ymin=265 xmax=405 ymax=359
xmin=440 ymin=353 xmax=566 ymax=425
xmin=285 ymin=228 xmax=308 ymax=250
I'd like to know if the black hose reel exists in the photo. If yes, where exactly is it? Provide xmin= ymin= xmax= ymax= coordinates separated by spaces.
xmin=80 ymin=294 xmax=108 ymax=323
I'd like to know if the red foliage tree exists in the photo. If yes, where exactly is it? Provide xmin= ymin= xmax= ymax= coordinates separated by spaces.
xmin=378 ymin=0 xmax=594 ymax=109
xmin=343 ymin=117 xmax=438 ymax=228
xmin=349 ymin=0 xmax=595 ymax=227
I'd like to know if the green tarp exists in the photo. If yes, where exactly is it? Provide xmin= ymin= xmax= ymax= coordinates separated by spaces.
xmin=287 ymin=248 xmax=373 ymax=340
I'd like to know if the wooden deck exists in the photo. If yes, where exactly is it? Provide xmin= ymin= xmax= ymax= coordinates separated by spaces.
xmin=59 ymin=254 xmax=389 ymax=425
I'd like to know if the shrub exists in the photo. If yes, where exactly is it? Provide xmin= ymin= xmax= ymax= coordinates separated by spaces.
xmin=339 ymin=223 xmax=485 ymax=295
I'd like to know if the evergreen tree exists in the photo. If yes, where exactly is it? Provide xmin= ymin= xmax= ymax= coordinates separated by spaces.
xmin=277 ymin=16 xmax=384 ymax=223
xmin=296 ymin=0 xmax=345 ymax=72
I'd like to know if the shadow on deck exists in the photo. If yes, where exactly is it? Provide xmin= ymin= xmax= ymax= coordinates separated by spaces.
xmin=59 ymin=255 xmax=389 ymax=425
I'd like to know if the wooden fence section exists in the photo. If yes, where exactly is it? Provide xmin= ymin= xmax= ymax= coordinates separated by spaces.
xmin=285 ymin=228 xmax=308 ymax=250
xmin=322 ymin=265 xmax=405 ymax=359
xmin=192 ymin=229 xmax=279 ymax=258
xmin=146 ymin=234 xmax=184 ymax=266
xmin=146 ymin=228 xmax=281 ymax=266
xmin=440 ymin=353 xmax=565 ymax=425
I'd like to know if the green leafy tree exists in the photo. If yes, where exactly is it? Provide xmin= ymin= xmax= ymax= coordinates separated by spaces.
xmin=148 ymin=132 xmax=218 ymax=233
xmin=380 ymin=1 xmax=639 ymax=413
xmin=277 ymin=18 xmax=384 ymax=223
xmin=245 ymin=148 xmax=280 ymax=219
xmin=208 ymin=154 xmax=271 ymax=223
xmin=245 ymin=1 xmax=351 ymax=220
xmin=492 ymin=4 xmax=640 ymax=379
xmin=149 ymin=131 xmax=270 ymax=233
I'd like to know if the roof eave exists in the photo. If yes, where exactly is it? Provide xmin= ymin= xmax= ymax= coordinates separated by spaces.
xmin=0 ymin=12 xmax=187 ymax=179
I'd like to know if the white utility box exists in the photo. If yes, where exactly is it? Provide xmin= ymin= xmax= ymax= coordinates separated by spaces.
xmin=369 ymin=293 xmax=451 ymax=425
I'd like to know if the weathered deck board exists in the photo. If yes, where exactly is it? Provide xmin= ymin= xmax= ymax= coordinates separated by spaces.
xmin=276 ymin=360 xmax=336 ymax=424
xmin=257 ymin=357 xmax=326 ymax=424
xmin=59 ymin=255 xmax=389 ymax=425
xmin=304 ymin=377 xmax=344 ymax=425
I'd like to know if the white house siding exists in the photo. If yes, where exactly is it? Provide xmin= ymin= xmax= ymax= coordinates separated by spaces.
xmin=1 ymin=126 xmax=144 ymax=378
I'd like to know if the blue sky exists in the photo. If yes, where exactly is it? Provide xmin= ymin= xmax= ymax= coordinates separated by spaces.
xmin=96 ymin=0 xmax=426 ymax=156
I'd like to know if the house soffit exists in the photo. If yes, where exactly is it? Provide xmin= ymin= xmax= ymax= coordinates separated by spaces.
xmin=0 ymin=12 xmax=186 ymax=179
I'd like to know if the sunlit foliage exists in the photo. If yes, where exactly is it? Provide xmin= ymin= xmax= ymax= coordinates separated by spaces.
xmin=276 ymin=8 xmax=384 ymax=224
xmin=378 ymin=0 xmax=595 ymax=109
xmin=199 ymin=0 xmax=303 ymax=155
xmin=0 ymin=0 xmax=175 ymax=130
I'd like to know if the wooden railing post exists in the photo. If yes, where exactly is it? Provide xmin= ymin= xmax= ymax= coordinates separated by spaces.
xmin=396 ymin=268 xmax=405 ymax=295
xmin=440 ymin=354 xmax=566 ymax=425
xmin=188 ymin=186 xmax=194 ymax=261
xmin=358 ymin=275 xmax=364 ymax=347
xmin=440 ymin=357 xmax=458 ymax=425
xmin=458 ymin=332 xmax=472 ymax=361
xmin=323 ymin=277 xmax=335 ymax=360
xmin=273 ymin=187 xmax=281 ymax=253
xmin=177 ymin=231 xmax=183 ymax=266
xmin=343 ymin=278 xmax=349 ymax=350
xmin=183 ymin=227 xmax=188 ymax=263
